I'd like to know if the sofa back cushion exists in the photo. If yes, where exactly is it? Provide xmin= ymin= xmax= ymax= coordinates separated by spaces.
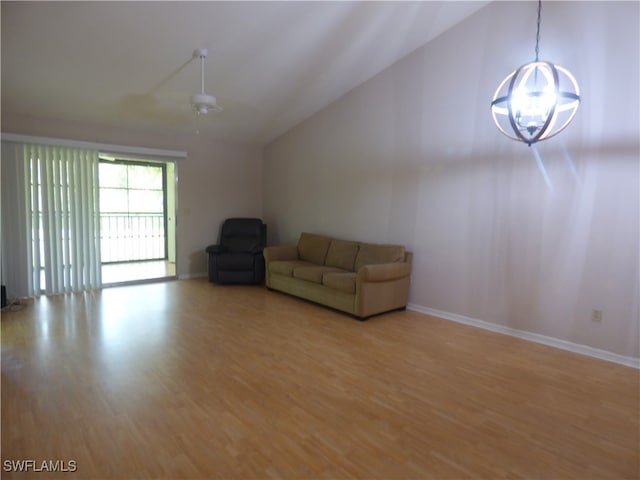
xmin=297 ymin=233 xmax=332 ymax=265
xmin=354 ymin=243 xmax=405 ymax=272
xmin=325 ymin=239 xmax=360 ymax=271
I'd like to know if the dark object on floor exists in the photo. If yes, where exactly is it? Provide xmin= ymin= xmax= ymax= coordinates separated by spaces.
xmin=206 ymin=218 xmax=267 ymax=285
xmin=1 ymin=285 xmax=6 ymax=309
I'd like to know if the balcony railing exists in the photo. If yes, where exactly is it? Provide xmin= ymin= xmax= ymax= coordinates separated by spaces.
xmin=100 ymin=213 xmax=166 ymax=263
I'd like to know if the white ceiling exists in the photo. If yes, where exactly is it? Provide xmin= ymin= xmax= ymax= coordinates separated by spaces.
xmin=1 ymin=1 xmax=489 ymax=145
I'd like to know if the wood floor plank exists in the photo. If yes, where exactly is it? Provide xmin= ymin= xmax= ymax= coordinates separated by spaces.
xmin=1 ymin=278 xmax=638 ymax=479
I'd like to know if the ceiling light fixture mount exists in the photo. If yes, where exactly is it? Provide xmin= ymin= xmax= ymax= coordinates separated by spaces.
xmin=191 ymin=47 xmax=222 ymax=115
xmin=490 ymin=0 xmax=580 ymax=146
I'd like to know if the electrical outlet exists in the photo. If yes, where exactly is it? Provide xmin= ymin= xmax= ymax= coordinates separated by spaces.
xmin=591 ymin=309 xmax=603 ymax=322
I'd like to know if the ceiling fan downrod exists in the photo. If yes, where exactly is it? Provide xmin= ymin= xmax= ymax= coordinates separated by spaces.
xmin=191 ymin=47 xmax=221 ymax=115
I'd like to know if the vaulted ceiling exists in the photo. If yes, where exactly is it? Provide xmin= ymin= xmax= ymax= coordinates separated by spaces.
xmin=1 ymin=1 xmax=489 ymax=145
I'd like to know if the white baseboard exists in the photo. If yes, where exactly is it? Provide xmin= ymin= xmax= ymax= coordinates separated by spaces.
xmin=407 ymin=304 xmax=640 ymax=369
xmin=178 ymin=272 xmax=207 ymax=280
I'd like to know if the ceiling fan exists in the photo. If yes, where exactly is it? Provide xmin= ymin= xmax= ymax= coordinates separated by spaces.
xmin=190 ymin=47 xmax=222 ymax=115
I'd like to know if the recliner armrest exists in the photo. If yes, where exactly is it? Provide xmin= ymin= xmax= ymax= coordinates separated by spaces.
xmin=206 ymin=244 xmax=227 ymax=254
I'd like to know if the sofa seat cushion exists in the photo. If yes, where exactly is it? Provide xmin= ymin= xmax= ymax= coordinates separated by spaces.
xmin=269 ymin=260 xmax=313 ymax=277
xmin=293 ymin=265 xmax=344 ymax=284
xmin=325 ymin=239 xmax=360 ymax=271
xmin=322 ymin=272 xmax=356 ymax=294
xmin=298 ymin=233 xmax=332 ymax=265
xmin=354 ymin=244 xmax=406 ymax=272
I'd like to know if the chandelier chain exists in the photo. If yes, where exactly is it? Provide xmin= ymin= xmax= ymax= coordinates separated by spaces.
xmin=535 ymin=0 xmax=542 ymax=62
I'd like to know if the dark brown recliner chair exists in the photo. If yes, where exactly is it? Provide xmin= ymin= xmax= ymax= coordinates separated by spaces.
xmin=205 ymin=218 xmax=267 ymax=284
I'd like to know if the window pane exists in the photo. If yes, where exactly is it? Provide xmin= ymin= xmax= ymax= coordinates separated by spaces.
xmin=100 ymin=188 xmax=129 ymax=213
xmin=128 ymin=190 xmax=163 ymax=213
xmin=99 ymin=163 xmax=127 ymax=188
xmin=127 ymin=165 xmax=163 ymax=190
xmin=98 ymin=160 xmax=167 ymax=263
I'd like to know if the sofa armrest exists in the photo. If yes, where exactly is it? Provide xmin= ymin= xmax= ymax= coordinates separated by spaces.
xmin=357 ymin=262 xmax=411 ymax=282
xmin=263 ymin=245 xmax=299 ymax=263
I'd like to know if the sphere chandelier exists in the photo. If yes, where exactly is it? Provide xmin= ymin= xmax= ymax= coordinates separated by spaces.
xmin=490 ymin=0 xmax=580 ymax=146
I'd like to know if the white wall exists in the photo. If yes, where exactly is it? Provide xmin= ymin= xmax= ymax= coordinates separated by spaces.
xmin=2 ymin=113 xmax=264 ymax=278
xmin=264 ymin=1 xmax=639 ymax=358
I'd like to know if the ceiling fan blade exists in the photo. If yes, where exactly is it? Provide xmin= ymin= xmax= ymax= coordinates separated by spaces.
xmin=148 ymin=57 xmax=194 ymax=95
xmin=113 ymin=92 xmax=193 ymax=126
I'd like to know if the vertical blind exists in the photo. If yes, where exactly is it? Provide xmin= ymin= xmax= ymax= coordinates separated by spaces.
xmin=1 ymin=142 xmax=102 ymax=296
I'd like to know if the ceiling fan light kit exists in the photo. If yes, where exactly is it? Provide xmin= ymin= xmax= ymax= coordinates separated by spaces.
xmin=191 ymin=93 xmax=219 ymax=115
xmin=190 ymin=47 xmax=222 ymax=115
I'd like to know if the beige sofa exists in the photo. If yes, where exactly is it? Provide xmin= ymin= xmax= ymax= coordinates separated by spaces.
xmin=264 ymin=232 xmax=412 ymax=319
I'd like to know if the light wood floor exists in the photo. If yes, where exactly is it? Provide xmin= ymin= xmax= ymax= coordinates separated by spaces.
xmin=1 ymin=278 xmax=638 ymax=479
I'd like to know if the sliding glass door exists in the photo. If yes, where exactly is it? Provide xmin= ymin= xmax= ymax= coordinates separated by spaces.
xmin=98 ymin=158 xmax=176 ymax=284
